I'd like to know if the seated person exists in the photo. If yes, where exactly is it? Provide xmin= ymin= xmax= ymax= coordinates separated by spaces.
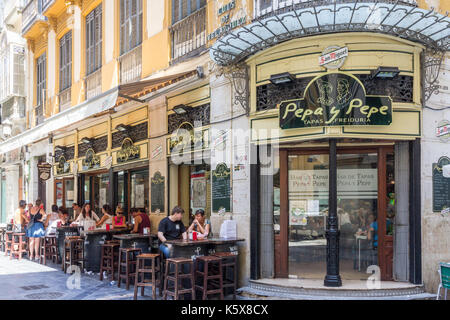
xmin=112 ymin=206 xmax=127 ymax=229
xmin=96 ymin=204 xmax=113 ymax=229
xmin=73 ymin=203 xmax=100 ymax=230
xmin=187 ymin=209 xmax=211 ymax=239
xmin=158 ymin=206 xmax=188 ymax=258
xmin=130 ymin=208 xmax=150 ymax=234
xmin=58 ymin=207 xmax=71 ymax=226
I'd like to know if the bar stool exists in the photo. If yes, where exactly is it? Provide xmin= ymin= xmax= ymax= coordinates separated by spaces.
xmin=39 ymin=235 xmax=57 ymax=265
xmin=99 ymin=242 xmax=120 ymax=281
xmin=118 ymin=248 xmax=142 ymax=290
xmin=195 ymin=256 xmax=224 ymax=300
xmin=5 ymin=231 xmax=13 ymax=256
xmin=163 ymin=257 xmax=195 ymax=300
xmin=10 ymin=232 xmax=27 ymax=260
xmin=0 ymin=229 xmax=6 ymax=252
xmin=213 ymin=252 xmax=238 ymax=299
xmin=133 ymin=253 xmax=162 ymax=300
xmin=63 ymin=237 xmax=84 ymax=273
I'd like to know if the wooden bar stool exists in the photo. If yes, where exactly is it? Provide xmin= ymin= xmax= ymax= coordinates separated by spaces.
xmin=63 ymin=237 xmax=84 ymax=273
xmin=0 ymin=229 xmax=6 ymax=252
xmin=163 ymin=257 xmax=195 ymax=300
xmin=99 ymin=242 xmax=120 ymax=281
xmin=5 ymin=231 xmax=13 ymax=256
xmin=118 ymin=248 xmax=142 ymax=290
xmin=133 ymin=253 xmax=162 ymax=300
xmin=10 ymin=232 xmax=27 ymax=260
xmin=213 ymin=252 xmax=238 ymax=299
xmin=195 ymin=256 xmax=224 ymax=300
xmin=39 ymin=236 xmax=57 ymax=265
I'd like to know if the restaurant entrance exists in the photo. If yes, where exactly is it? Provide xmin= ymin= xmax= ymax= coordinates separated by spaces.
xmin=277 ymin=145 xmax=395 ymax=281
xmin=54 ymin=177 xmax=75 ymax=216
xmin=80 ymin=171 xmax=110 ymax=215
xmin=114 ymin=167 xmax=149 ymax=220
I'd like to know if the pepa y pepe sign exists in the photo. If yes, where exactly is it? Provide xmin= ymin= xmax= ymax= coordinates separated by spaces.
xmin=279 ymin=73 xmax=392 ymax=129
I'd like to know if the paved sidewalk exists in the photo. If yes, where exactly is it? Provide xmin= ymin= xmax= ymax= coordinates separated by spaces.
xmin=0 ymin=255 xmax=156 ymax=300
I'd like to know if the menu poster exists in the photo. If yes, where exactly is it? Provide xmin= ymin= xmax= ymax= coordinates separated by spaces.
xmin=212 ymin=163 xmax=231 ymax=213
xmin=191 ymin=176 xmax=206 ymax=209
xmin=289 ymin=200 xmax=308 ymax=226
xmin=433 ymin=156 xmax=450 ymax=212
xmin=99 ymin=188 xmax=107 ymax=208
xmin=135 ymin=184 xmax=145 ymax=208
xmin=151 ymin=172 xmax=165 ymax=213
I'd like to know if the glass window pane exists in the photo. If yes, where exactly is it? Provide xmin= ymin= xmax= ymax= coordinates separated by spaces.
xmin=288 ymin=154 xmax=328 ymax=279
xmin=65 ymin=179 xmax=75 ymax=215
xmin=56 ymin=181 xmax=63 ymax=207
xmin=130 ymin=170 xmax=149 ymax=214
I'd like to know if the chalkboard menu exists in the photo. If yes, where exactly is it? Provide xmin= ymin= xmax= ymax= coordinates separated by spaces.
xmin=212 ymin=163 xmax=231 ymax=212
xmin=433 ymin=156 xmax=450 ymax=212
xmin=151 ymin=171 xmax=165 ymax=212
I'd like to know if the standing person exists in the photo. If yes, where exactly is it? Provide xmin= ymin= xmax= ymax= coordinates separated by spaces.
xmin=27 ymin=199 xmax=46 ymax=261
xmin=72 ymin=203 xmax=82 ymax=220
xmin=158 ymin=206 xmax=188 ymax=258
xmin=14 ymin=200 xmax=29 ymax=232
xmin=130 ymin=208 xmax=150 ymax=234
xmin=74 ymin=203 xmax=100 ymax=230
xmin=96 ymin=204 xmax=113 ymax=229
xmin=187 ymin=209 xmax=211 ymax=239
xmin=112 ymin=206 xmax=127 ymax=229
xmin=44 ymin=205 xmax=60 ymax=235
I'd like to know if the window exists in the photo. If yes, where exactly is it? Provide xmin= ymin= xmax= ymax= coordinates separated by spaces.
xmin=120 ymin=0 xmax=143 ymax=55
xmin=86 ymin=5 xmax=102 ymax=75
xmin=59 ymin=31 xmax=72 ymax=92
xmin=172 ymin=0 xmax=206 ymax=24
xmin=13 ymin=47 xmax=25 ymax=96
xmin=36 ymin=53 xmax=46 ymax=108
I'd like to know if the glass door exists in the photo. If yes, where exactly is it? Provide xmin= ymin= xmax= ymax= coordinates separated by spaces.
xmin=130 ymin=169 xmax=149 ymax=213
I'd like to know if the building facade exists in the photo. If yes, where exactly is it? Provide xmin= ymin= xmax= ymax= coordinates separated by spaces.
xmin=0 ymin=0 xmax=448 ymax=294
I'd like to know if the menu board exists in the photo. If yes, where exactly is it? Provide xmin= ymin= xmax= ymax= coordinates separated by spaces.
xmin=212 ymin=163 xmax=231 ymax=213
xmin=433 ymin=156 xmax=450 ymax=212
xmin=151 ymin=172 xmax=165 ymax=213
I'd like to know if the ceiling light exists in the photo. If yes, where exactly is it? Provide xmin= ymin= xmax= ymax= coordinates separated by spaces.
xmin=371 ymin=66 xmax=400 ymax=79
xmin=269 ymin=72 xmax=295 ymax=85
xmin=173 ymin=104 xmax=192 ymax=115
xmin=54 ymin=145 xmax=66 ymax=152
xmin=81 ymin=137 xmax=93 ymax=144
xmin=115 ymin=124 xmax=130 ymax=132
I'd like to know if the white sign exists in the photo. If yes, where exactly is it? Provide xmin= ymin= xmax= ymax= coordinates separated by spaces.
xmin=135 ymin=184 xmax=145 ymax=208
xmin=151 ymin=145 xmax=163 ymax=159
xmin=319 ymin=46 xmax=348 ymax=69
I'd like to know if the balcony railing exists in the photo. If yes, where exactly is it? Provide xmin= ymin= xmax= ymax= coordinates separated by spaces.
xmin=85 ymin=68 xmax=102 ymax=100
xmin=41 ymin=0 xmax=54 ymax=13
xmin=34 ymin=104 xmax=44 ymax=126
xmin=22 ymin=0 xmax=47 ymax=35
xmin=58 ymin=87 xmax=71 ymax=112
xmin=119 ymin=45 xmax=142 ymax=85
xmin=170 ymin=7 xmax=206 ymax=62
xmin=254 ymin=0 xmax=418 ymax=19
xmin=1 ymin=97 xmax=26 ymax=121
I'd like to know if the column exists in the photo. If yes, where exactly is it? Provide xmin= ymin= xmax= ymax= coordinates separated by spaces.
xmin=324 ymin=139 xmax=342 ymax=287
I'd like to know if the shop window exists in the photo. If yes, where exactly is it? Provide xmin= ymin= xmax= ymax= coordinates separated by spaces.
xmin=130 ymin=170 xmax=149 ymax=213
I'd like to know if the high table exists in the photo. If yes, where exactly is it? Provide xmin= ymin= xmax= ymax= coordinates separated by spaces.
xmin=113 ymin=233 xmax=158 ymax=254
xmin=84 ymin=229 xmax=131 ymax=272
xmin=56 ymin=226 xmax=80 ymax=264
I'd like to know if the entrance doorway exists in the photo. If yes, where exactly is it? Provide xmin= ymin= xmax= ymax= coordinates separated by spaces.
xmin=81 ymin=171 xmax=110 ymax=215
xmin=54 ymin=178 xmax=75 ymax=216
xmin=114 ymin=168 xmax=149 ymax=221
xmin=277 ymin=146 xmax=395 ymax=281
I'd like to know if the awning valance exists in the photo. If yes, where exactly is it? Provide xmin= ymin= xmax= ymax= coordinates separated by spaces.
xmin=210 ymin=1 xmax=450 ymax=66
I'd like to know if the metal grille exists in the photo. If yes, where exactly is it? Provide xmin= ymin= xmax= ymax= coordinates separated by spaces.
xmin=255 ymin=75 xmax=413 ymax=111
xmin=78 ymin=136 xmax=108 ymax=157
xmin=21 ymin=284 xmax=49 ymax=291
xmin=168 ymin=103 xmax=210 ymax=133
xmin=112 ymin=122 xmax=148 ymax=149
xmin=24 ymin=292 xmax=64 ymax=300
xmin=85 ymin=68 xmax=102 ymax=100
xmin=58 ymin=87 xmax=71 ymax=112
xmin=119 ymin=44 xmax=142 ymax=84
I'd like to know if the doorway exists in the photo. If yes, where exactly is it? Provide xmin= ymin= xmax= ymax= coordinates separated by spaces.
xmin=54 ymin=177 xmax=75 ymax=216
xmin=114 ymin=168 xmax=149 ymax=221
xmin=81 ymin=171 xmax=109 ymax=216
xmin=277 ymin=146 xmax=395 ymax=281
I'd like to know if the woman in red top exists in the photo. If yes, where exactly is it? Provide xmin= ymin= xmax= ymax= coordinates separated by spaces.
xmin=130 ymin=208 xmax=150 ymax=234
xmin=113 ymin=206 xmax=127 ymax=229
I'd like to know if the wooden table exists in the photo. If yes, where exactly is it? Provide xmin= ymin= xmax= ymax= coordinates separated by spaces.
xmin=113 ymin=233 xmax=158 ymax=254
xmin=165 ymin=238 xmax=245 ymax=258
xmin=84 ymin=229 xmax=131 ymax=272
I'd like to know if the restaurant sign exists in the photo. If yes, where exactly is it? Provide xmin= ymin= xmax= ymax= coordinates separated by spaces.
xmin=168 ymin=122 xmax=210 ymax=155
xmin=56 ymin=156 xmax=70 ymax=175
xmin=82 ymin=148 xmax=100 ymax=171
xmin=436 ymin=120 xmax=450 ymax=143
xmin=279 ymin=72 xmax=392 ymax=129
xmin=38 ymin=162 xmax=52 ymax=181
xmin=117 ymin=138 xmax=140 ymax=163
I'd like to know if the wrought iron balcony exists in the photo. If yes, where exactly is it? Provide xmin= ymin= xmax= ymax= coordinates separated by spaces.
xmin=119 ymin=45 xmax=142 ymax=85
xmin=85 ymin=68 xmax=102 ymax=100
xmin=58 ymin=87 xmax=71 ymax=112
xmin=170 ymin=6 xmax=207 ymax=62
xmin=34 ymin=104 xmax=45 ymax=126
xmin=22 ymin=0 xmax=48 ymax=36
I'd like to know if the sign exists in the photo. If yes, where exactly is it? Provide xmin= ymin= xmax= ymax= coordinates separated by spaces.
xmin=151 ymin=145 xmax=163 ymax=159
xmin=38 ymin=162 xmax=52 ymax=181
xmin=168 ymin=122 xmax=210 ymax=155
xmin=436 ymin=120 xmax=450 ymax=142
xmin=56 ymin=156 xmax=70 ymax=175
xmin=319 ymin=46 xmax=348 ymax=69
xmin=279 ymin=72 xmax=392 ymax=128
xmin=432 ymin=156 xmax=450 ymax=212
xmin=212 ymin=163 xmax=231 ymax=212
xmin=151 ymin=171 xmax=165 ymax=213
xmin=117 ymin=138 xmax=140 ymax=163
xmin=82 ymin=148 xmax=100 ymax=170
xmin=207 ymin=1 xmax=245 ymax=41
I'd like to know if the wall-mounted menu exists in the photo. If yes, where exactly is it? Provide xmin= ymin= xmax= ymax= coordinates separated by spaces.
xmin=212 ymin=163 xmax=231 ymax=212
xmin=151 ymin=171 xmax=165 ymax=213
xmin=433 ymin=156 xmax=450 ymax=212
